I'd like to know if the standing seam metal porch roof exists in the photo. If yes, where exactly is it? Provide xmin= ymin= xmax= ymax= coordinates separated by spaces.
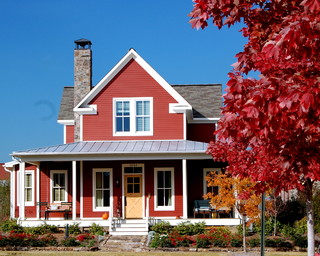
xmin=12 ymin=140 xmax=209 ymax=158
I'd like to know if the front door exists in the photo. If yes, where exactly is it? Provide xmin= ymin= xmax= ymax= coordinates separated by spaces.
xmin=125 ymin=175 xmax=143 ymax=218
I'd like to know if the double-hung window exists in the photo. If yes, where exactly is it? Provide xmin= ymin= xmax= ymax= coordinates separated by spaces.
xmin=17 ymin=171 xmax=34 ymax=206
xmin=93 ymin=168 xmax=112 ymax=211
xmin=50 ymin=170 xmax=68 ymax=203
xmin=154 ymin=168 xmax=174 ymax=211
xmin=114 ymin=98 xmax=153 ymax=136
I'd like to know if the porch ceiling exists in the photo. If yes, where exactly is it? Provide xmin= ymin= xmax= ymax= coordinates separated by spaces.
xmin=12 ymin=140 xmax=212 ymax=162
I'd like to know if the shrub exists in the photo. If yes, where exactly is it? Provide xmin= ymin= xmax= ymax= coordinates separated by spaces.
xmin=265 ymin=237 xmax=293 ymax=248
xmin=25 ymin=223 xmax=60 ymax=235
xmin=293 ymin=217 xmax=307 ymax=236
xmin=195 ymin=234 xmax=211 ymax=248
xmin=89 ymin=223 xmax=104 ymax=236
xmin=230 ymin=234 xmax=242 ymax=247
xmin=173 ymin=221 xmax=205 ymax=236
xmin=68 ymin=222 xmax=81 ymax=235
xmin=149 ymin=234 xmax=175 ymax=248
xmin=279 ymin=224 xmax=294 ymax=238
xmin=247 ymin=237 xmax=260 ymax=247
xmin=150 ymin=221 xmax=172 ymax=234
xmin=61 ymin=237 xmax=80 ymax=247
xmin=41 ymin=234 xmax=58 ymax=246
xmin=292 ymin=235 xmax=308 ymax=248
xmin=0 ymin=219 xmax=24 ymax=233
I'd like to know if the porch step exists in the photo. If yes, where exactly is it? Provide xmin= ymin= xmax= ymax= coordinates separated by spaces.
xmin=109 ymin=219 xmax=149 ymax=236
xmin=101 ymin=235 xmax=148 ymax=252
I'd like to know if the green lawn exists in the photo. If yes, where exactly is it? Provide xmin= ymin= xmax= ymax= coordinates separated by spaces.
xmin=0 ymin=251 xmax=308 ymax=256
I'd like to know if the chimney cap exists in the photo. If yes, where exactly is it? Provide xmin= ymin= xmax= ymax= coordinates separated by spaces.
xmin=74 ymin=38 xmax=92 ymax=49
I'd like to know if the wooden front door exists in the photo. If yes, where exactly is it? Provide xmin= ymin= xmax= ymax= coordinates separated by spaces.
xmin=125 ymin=175 xmax=143 ymax=218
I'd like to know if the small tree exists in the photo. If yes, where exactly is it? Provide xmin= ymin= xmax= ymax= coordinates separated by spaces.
xmin=0 ymin=181 xmax=10 ymax=221
xmin=205 ymin=171 xmax=261 ymax=252
xmin=266 ymin=194 xmax=285 ymax=236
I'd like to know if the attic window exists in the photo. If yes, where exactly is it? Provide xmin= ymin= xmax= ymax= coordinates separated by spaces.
xmin=113 ymin=98 xmax=153 ymax=136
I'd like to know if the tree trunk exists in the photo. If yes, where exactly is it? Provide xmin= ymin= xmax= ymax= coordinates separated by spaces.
xmin=273 ymin=215 xmax=277 ymax=237
xmin=306 ymin=179 xmax=315 ymax=256
xmin=242 ymin=215 xmax=247 ymax=253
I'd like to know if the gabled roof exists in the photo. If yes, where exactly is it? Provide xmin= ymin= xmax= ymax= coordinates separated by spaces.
xmin=172 ymin=84 xmax=222 ymax=119
xmin=12 ymin=140 xmax=211 ymax=161
xmin=73 ymin=49 xmax=191 ymax=115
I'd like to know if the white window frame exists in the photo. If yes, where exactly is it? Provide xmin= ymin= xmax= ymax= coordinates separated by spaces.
xmin=92 ymin=168 xmax=113 ymax=212
xmin=17 ymin=170 xmax=34 ymax=206
xmin=50 ymin=170 xmax=68 ymax=203
xmin=203 ymin=168 xmax=221 ymax=195
xmin=113 ymin=97 xmax=153 ymax=136
xmin=154 ymin=168 xmax=175 ymax=211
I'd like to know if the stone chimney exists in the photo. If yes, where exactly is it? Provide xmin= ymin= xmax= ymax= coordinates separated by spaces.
xmin=74 ymin=39 xmax=92 ymax=142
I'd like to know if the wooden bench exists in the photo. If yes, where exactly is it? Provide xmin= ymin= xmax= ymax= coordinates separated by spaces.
xmin=44 ymin=202 xmax=72 ymax=220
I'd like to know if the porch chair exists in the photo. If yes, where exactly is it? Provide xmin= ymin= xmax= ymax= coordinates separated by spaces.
xmin=37 ymin=202 xmax=48 ymax=219
xmin=193 ymin=200 xmax=212 ymax=218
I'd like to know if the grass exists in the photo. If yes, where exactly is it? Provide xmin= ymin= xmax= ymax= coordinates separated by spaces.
xmin=0 ymin=251 xmax=308 ymax=256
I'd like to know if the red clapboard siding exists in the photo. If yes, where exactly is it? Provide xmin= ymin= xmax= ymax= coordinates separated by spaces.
xmin=66 ymin=125 xmax=74 ymax=144
xmin=187 ymin=123 xmax=216 ymax=143
xmin=82 ymin=59 xmax=184 ymax=141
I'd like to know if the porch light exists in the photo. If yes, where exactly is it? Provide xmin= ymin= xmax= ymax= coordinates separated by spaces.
xmin=115 ymin=177 xmax=120 ymax=188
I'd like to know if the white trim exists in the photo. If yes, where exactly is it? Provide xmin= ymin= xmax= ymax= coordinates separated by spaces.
xmin=203 ymin=168 xmax=221 ymax=195
xmin=72 ymin=161 xmax=77 ymax=220
xmin=189 ymin=117 xmax=220 ymax=124
xmin=19 ymin=162 xmax=25 ymax=220
xmin=11 ymin=165 xmax=16 ymax=218
xmin=92 ymin=168 xmax=113 ymax=212
xmin=80 ymin=161 xmax=83 ymax=219
xmin=183 ymin=113 xmax=187 ymax=140
xmin=36 ymin=164 xmax=40 ymax=219
xmin=80 ymin=115 xmax=83 ymax=141
xmin=63 ymin=125 xmax=66 ymax=144
xmin=73 ymin=49 xmax=192 ymax=116
xmin=50 ymin=170 xmax=68 ymax=203
xmin=113 ymin=97 xmax=153 ymax=137
xmin=122 ymin=163 xmax=145 ymax=218
xmin=57 ymin=120 xmax=75 ymax=125
xmin=182 ymin=159 xmax=187 ymax=219
xmin=73 ymin=105 xmax=97 ymax=115
xmin=154 ymin=167 xmax=175 ymax=211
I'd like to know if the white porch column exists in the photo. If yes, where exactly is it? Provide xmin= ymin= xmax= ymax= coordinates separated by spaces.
xmin=182 ymin=159 xmax=188 ymax=219
xmin=10 ymin=165 xmax=16 ymax=219
xmin=80 ymin=161 xmax=83 ymax=219
xmin=36 ymin=164 xmax=40 ymax=219
xmin=72 ymin=161 xmax=77 ymax=220
xmin=19 ymin=162 xmax=26 ymax=220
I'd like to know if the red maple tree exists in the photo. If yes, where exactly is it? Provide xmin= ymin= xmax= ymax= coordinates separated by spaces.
xmin=189 ymin=1 xmax=319 ymax=255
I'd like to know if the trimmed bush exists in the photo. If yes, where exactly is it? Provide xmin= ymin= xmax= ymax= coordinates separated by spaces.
xmin=68 ymin=222 xmax=81 ymax=235
xmin=150 ymin=221 xmax=172 ymax=234
xmin=172 ymin=221 xmax=205 ymax=235
xmin=0 ymin=219 xmax=24 ymax=233
xmin=61 ymin=237 xmax=80 ymax=247
xmin=89 ymin=223 xmax=104 ymax=236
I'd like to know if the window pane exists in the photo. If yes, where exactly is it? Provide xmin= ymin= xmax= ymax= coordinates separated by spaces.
xmin=144 ymin=117 xmax=150 ymax=131
xmin=157 ymin=171 xmax=164 ymax=188
xmin=59 ymin=174 xmax=65 ymax=187
xmin=128 ymin=184 xmax=133 ymax=193
xmin=124 ymin=101 xmax=130 ymax=116
xmin=136 ymin=101 xmax=143 ymax=115
xmin=96 ymin=172 xmax=102 ymax=189
xmin=164 ymin=189 xmax=172 ymax=206
xmin=164 ymin=171 xmax=171 ymax=188
xmin=116 ymin=101 xmax=122 ymax=115
xmin=25 ymin=174 xmax=32 ymax=187
xmin=116 ymin=117 xmax=123 ymax=132
xmin=136 ymin=117 xmax=143 ymax=131
xmin=127 ymin=177 xmax=133 ymax=183
xmin=103 ymin=172 xmax=110 ymax=189
xmin=54 ymin=188 xmax=59 ymax=201
xmin=124 ymin=117 xmax=130 ymax=131
xmin=133 ymin=177 xmax=140 ymax=183
xmin=158 ymin=189 xmax=164 ymax=206
xmin=53 ymin=174 xmax=59 ymax=187
xmin=25 ymin=188 xmax=32 ymax=202
xmin=134 ymin=184 xmax=140 ymax=193
xmin=103 ymin=190 xmax=110 ymax=207
xmin=144 ymin=101 xmax=150 ymax=115
xmin=96 ymin=190 xmax=102 ymax=207
xmin=60 ymin=188 xmax=65 ymax=201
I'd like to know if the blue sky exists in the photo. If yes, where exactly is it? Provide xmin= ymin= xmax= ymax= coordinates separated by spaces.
xmin=0 ymin=0 xmax=246 ymax=163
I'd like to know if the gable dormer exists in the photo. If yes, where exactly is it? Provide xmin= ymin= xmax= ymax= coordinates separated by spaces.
xmin=73 ymin=49 xmax=191 ymax=141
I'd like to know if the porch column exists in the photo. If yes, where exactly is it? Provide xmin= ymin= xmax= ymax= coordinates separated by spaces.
xmin=72 ymin=161 xmax=77 ymax=220
xmin=19 ymin=162 xmax=26 ymax=220
xmin=80 ymin=161 xmax=83 ymax=219
xmin=36 ymin=164 xmax=40 ymax=219
xmin=182 ymin=159 xmax=188 ymax=219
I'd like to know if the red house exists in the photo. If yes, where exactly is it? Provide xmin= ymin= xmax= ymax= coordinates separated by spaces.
xmin=5 ymin=39 xmax=240 ymax=234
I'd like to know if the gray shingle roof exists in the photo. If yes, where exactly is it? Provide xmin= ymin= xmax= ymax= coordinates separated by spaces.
xmin=172 ymin=84 xmax=222 ymax=119
xmin=57 ymin=84 xmax=222 ymax=121
xmin=58 ymin=87 xmax=74 ymax=120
